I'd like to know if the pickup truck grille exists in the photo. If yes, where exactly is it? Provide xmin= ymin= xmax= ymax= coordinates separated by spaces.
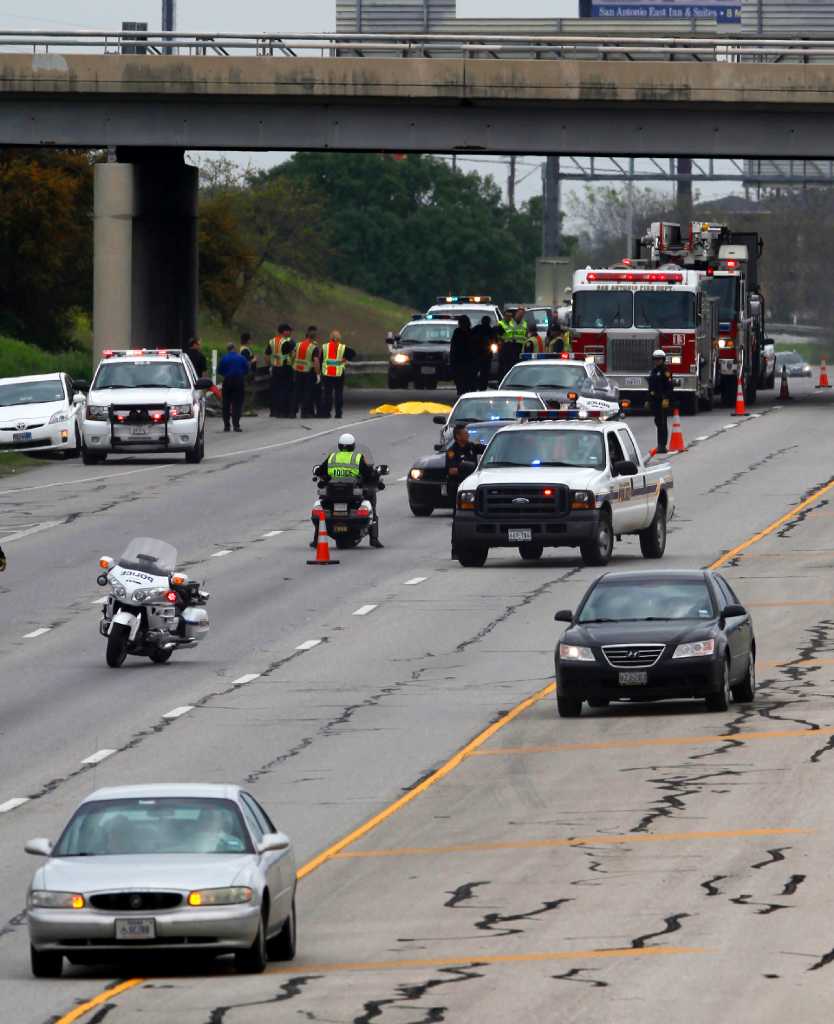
xmin=606 ymin=334 xmax=658 ymax=373
xmin=602 ymin=644 xmax=665 ymax=669
xmin=110 ymin=406 xmax=168 ymax=424
xmin=479 ymin=484 xmax=568 ymax=517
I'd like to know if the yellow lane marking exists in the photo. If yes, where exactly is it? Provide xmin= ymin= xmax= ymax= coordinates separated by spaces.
xmin=55 ymin=979 xmax=145 ymax=1024
xmin=470 ymin=725 xmax=834 ymax=757
xmin=761 ymin=658 xmax=834 ymax=669
xmin=709 ymin=477 xmax=834 ymax=569
xmin=268 ymin=945 xmax=708 ymax=975
xmin=335 ymin=827 xmax=810 ymax=860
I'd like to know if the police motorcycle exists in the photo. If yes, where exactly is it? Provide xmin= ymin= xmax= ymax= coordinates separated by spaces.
xmin=96 ymin=537 xmax=210 ymax=668
xmin=311 ymin=444 xmax=389 ymax=550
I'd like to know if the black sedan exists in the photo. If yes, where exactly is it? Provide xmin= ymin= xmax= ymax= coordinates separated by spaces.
xmin=554 ymin=570 xmax=755 ymax=717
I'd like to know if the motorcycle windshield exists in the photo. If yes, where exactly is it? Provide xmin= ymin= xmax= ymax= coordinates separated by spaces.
xmin=118 ymin=537 xmax=178 ymax=575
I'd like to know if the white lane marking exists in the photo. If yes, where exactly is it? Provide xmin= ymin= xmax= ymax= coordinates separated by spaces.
xmin=404 ymin=576 xmax=428 ymax=586
xmin=694 ymin=435 xmax=710 ymax=442
xmin=231 ymin=673 xmax=261 ymax=686
xmin=262 ymin=530 xmax=284 ymax=538
xmin=296 ymin=639 xmax=322 ymax=651
xmin=0 ymin=520 xmax=61 ymax=545
xmin=0 ymin=415 xmax=388 ymax=497
xmin=0 ymin=797 xmax=29 ymax=814
xmin=23 ymin=627 xmax=51 ymax=639
xmin=163 ymin=705 xmax=195 ymax=720
xmin=211 ymin=549 xmax=233 ymax=558
xmin=722 ymin=423 xmax=739 ymax=430
xmin=397 ymin=476 xmax=408 ymax=482
xmin=91 ymin=596 xmax=108 ymax=604
xmin=82 ymin=749 xmax=116 ymax=765
xmin=353 ymin=604 xmax=378 ymax=616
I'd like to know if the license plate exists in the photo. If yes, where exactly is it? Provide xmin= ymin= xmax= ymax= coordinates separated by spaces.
xmin=115 ymin=918 xmax=156 ymax=941
xmin=619 ymin=671 xmax=648 ymax=685
xmin=129 ymin=426 xmax=148 ymax=436
xmin=508 ymin=528 xmax=532 ymax=542
xmin=333 ymin=503 xmax=348 ymax=514
xmin=625 ymin=377 xmax=644 ymax=386
xmin=12 ymin=431 xmax=32 ymax=442
xmin=420 ymin=366 xmax=436 ymax=375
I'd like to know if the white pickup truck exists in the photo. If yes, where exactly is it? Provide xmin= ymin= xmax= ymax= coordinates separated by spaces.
xmin=451 ymin=413 xmax=675 ymax=568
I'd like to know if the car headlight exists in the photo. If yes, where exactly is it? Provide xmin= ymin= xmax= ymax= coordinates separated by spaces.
xmin=559 ymin=643 xmax=595 ymax=662
xmin=672 ymin=639 xmax=715 ymax=659
xmin=85 ymin=405 xmax=109 ymax=421
xmin=570 ymin=490 xmax=595 ymax=510
xmin=456 ymin=489 xmax=476 ymax=510
xmin=391 ymin=353 xmax=410 ymax=365
xmin=717 ymin=339 xmax=731 ymax=349
xmin=133 ymin=587 xmax=168 ymax=604
xmin=30 ymin=891 xmax=85 ymax=909
xmin=490 ymin=342 xmax=499 ymax=353
xmin=49 ymin=411 xmax=69 ymax=424
xmin=169 ymin=404 xmax=193 ymax=419
xmin=187 ymin=886 xmax=253 ymax=907
xmin=111 ymin=584 xmax=127 ymax=599
xmin=409 ymin=468 xmax=423 ymax=480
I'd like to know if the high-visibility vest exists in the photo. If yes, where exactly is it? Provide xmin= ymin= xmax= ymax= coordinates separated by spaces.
xmin=327 ymin=450 xmax=362 ymax=479
xmin=270 ymin=336 xmax=293 ymax=368
xmin=294 ymin=339 xmax=316 ymax=373
xmin=509 ymin=320 xmax=528 ymax=344
xmin=322 ymin=340 xmax=347 ymax=378
xmin=524 ymin=334 xmax=546 ymax=354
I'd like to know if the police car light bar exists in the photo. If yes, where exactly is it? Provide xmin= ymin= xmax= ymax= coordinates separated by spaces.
xmin=586 ymin=272 xmax=683 ymax=283
xmin=101 ymin=348 xmax=183 ymax=359
xmin=436 ymin=295 xmax=492 ymax=304
xmin=515 ymin=409 xmax=609 ymax=422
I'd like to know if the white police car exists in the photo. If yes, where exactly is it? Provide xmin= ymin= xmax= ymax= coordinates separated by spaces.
xmin=81 ymin=349 xmax=211 ymax=465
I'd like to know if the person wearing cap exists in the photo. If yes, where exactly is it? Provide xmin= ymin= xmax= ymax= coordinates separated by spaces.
xmin=218 ymin=342 xmax=250 ymax=433
xmin=265 ymin=324 xmax=295 ymax=417
xmin=647 ymin=349 xmax=674 ymax=453
xmin=312 ymin=432 xmax=384 ymax=548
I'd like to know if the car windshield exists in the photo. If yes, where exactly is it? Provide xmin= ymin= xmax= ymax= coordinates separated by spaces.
xmin=578 ymin=578 xmax=715 ymax=623
xmin=482 ymin=429 xmax=604 ymax=468
xmin=93 ymin=361 xmax=190 ymax=390
xmin=573 ymin=291 xmax=633 ymax=329
xmin=452 ymin=396 xmax=543 ymax=423
xmin=52 ymin=797 xmax=253 ymax=856
xmin=702 ymin=276 xmax=739 ymax=321
xmin=399 ymin=324 xmax=455 ymax=344
xmin=118 ymin=537 xmax=178 ymax=575
xmin=634 ymin=291 xmax=696 ymax=329
xmin=502 ymin=364 xmax=588 ymax=390
xmin=0 ymin=380 xmax=64 ymax=406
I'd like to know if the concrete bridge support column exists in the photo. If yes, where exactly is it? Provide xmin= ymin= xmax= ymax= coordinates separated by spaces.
xmin=93 ymin=149 xmax=198 ymax=363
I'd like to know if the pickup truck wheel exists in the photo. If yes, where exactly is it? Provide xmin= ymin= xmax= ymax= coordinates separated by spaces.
xmin=457 ymin=546 xmax=488 ymax=568
xmin=580 ymin=513 xmax=613 ymax=567
xmin=639 ymin=503 xmax=667 ymax=559
xmin=518 ymin=542 xmax=543 ymax=561
xmin=556 ymin=695 xmax=583 ymax=718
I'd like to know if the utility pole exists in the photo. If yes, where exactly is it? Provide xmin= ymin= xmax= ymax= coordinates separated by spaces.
xmin=542 ymin=156 xmax=561 ymax=257
xmin=507 ymin=156 xmax=517 ymax=211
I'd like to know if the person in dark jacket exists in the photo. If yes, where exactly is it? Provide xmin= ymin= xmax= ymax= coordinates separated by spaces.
xmin=0 ymin=545 xmax=6 ymax=571
xmin=184 ymin=337 xmax=207 ymax=378
xmin=470 ymin=316 xmax=496 ymax=390
xmin=647 ymin=349 xmax=675 ymax=453
xmin=446 ymin=424 xmax=480 ymax=497
xmin=449 ymin=315 xmax=475 ymax=396
xmin=218 ymin=343 xmax=250 ymax=432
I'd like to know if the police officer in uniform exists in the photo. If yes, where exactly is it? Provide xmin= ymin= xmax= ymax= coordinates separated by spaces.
xmin=293 ymin=327 xmax=321 ymax=418
xmin=499 ymin=307 xmax=528 ymax=378
xmin=266 ymin=324 xmax=295 ymax=417
xmin=313 ymin=433 xmax=384 ymax=548
xmin=647 ymin=348 xmax=674 ymax=453
xmin=319 ymin=330 xmax=357 ymax=418
xmin=446 ymin=424 xmax=480 ymax=500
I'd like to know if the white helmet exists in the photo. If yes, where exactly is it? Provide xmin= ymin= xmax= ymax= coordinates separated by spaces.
xmin=338 ymin=433 xmax=356 ymax=451
xmin=652 ymin=349 xmax=666 ymax=360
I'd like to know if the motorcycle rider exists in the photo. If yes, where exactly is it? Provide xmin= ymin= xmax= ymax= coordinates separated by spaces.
xmin=312 ymin=433 xmax=385 ymax=548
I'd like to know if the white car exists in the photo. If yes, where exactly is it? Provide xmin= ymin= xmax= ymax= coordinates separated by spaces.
xmin=426 ymin=295 xmax=503 ymax=327
xmin=82 ymin=349 xmax=211 ymax=465
xmin=0 ymin=372 xmax=86 ymax=456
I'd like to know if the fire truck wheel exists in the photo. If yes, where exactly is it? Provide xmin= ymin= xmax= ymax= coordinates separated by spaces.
xmin=698 ymin=387 xmax=714 ymax=412
xmin=720 ymin=377 xmax=736 ymax=407
xmin=680 ymin=393 xmax=698 ymax=416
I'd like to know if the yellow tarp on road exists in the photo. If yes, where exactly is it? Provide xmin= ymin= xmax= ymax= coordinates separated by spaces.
xmin=370 ymin=402 xmax=453 ymax=416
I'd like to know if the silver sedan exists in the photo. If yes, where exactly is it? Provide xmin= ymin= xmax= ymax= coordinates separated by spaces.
xmin=25 ymin=783 xmax=297 ymax=977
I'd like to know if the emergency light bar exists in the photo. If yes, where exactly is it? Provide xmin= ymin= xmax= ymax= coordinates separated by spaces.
xmin=436 ymin=295 xmax=492 ymax=304
xmin=101 ymin=348 xmax=183 ymax=359
xmin=515 ymin=409 xmax=611 ymax=422
xmin=586 ymin=271 xmax=683 ymax=284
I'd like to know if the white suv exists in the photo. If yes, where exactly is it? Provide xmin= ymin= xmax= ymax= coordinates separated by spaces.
xmin=81 ymin=349 xmax=210 ymax=465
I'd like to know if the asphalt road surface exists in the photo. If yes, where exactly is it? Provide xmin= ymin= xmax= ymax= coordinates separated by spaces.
xmin=3 ymin=381 xmax=834 ymax=1023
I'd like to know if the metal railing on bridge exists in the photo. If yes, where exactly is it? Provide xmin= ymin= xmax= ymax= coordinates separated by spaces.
xmin=5 ymin=29 xmax=834 ymax=63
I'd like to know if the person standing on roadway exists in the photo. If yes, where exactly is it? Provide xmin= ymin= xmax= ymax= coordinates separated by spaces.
xmin=218 ymin=342 xmax=249 ymax=433
xmin=446 ymin=424 xmax=480 ymax=500
xmin=266 ymin=324 xmax=295 ymax=418
xmin=470 ymin=315 xmax=496 ymax=390
xmin=499 ymin=307 xmax=527 ymax=378
xmin=239 ymin=332 xmax=256 ymax=372
xmin=647 ymin=348 xmax=674 ymax=454
xmin=522 ymin=315 xmax=546 ymax=356
xmin=450 ymin=315 xmax=475 ymax=396
xmin=313 ymin=433 xmax=384 ymax=548
xmin=184 ymin=337 xmax=207 ymax=377
xmin=319 ymin=331 xmax=356 ymax=419
xmin=294 ymin=326 xmax=321 ymax=418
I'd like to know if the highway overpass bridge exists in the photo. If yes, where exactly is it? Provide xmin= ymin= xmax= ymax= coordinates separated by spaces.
xmin=1 ymin=30 xmax=833 ymax=354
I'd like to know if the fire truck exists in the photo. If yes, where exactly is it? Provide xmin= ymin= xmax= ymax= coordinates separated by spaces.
xmin=570 ymin=222 xmax=765 ymax=411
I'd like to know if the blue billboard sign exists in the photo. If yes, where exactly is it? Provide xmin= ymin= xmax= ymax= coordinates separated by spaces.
xmin=589 ymin=3 xmax=740 ymax=22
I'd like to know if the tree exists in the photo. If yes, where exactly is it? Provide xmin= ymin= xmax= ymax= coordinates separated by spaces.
xmin=198 ymin=191 xmax=255 ymax=325
xmin=567 ymin=184 xmax=675 ymax=268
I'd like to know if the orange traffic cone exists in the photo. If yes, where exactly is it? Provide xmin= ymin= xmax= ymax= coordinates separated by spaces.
xmin=307 ymin=509 xmax=340 ymax=566
xmin=777 ymin=364 xmax=791 ymax=401
xmin=816 ymin=359 xmax=832 ymax=389
xmin=668 ymin=408 xmax=687 ymax=452
xmin=731 ymin=373 xmax=748 ymax=417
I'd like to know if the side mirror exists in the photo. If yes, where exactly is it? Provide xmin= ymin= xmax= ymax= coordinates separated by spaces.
xmin=554 ymin=609 xmax=574 ymax=623
xmin=257 ymin=831 xmax=291 ymax=854
xmin=72 ymin=379 xmax=89 ymax=393
xmin=613 ymin=460 xmax=638 ymax=477
xmin=723 ymin=603 xmax=747 ymax=618
xmin=25 ymin=838 xmax=53 ymax=857
xmin=432 ymin=416 xmax=447 ymax=425
xmin=195 ymin=378 xmax=213 ymax=391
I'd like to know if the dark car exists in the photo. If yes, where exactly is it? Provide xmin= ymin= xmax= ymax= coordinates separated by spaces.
xmin=387 ymin=318 xmax=457 ymax=390
xmin=499 ymin=358 xmax=619 ymax=409
xmin=554 ymin=570 xmax=755 ymax=718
